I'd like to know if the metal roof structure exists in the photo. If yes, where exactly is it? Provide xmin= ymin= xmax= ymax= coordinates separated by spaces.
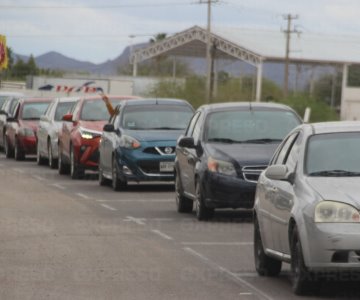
xmin=130 ymin=25 xmax=359 ymax=102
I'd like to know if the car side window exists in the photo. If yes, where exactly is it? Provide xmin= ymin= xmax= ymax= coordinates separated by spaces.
xmin=9 ymin=99 xmax=19 ymax=116
xmin=185 ymin=112 xmax=200 ymax=137
xmin=273 ymin=132 xmax=299 ymax=165
xmin=45 ymin=101 xmax=55 ymax=118
xmin=71 ymin=101 xmax=81 ymax=121
xmin=191 ymin=113 xmax=204 ymax=145
xmin=284 ymin=131 xmax=303 ymax=171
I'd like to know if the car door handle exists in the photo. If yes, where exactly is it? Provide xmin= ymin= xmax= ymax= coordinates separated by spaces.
xmin=187 ymin=157 xmax=195 ymax=165
xmin=271 ymin=186 xmax=278 ymax=192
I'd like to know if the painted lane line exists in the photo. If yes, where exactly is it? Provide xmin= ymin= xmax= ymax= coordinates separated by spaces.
xmin=181 ymin=242 xmax=253 ymax=246
xmin=100 ymin=204 xmax=117 ymax=211
xmin=96 ymin=199 xmax=172 ymax=203
xmin=32 ymin=175 xmax=45 ymax=181
xmin=239 ymin=292 xmax=253 ymax=296
xmin=76 ymin=193 xmax=91 ymax=200
xmin=50 ymin=183 xmax=66 ymax=190
xmin=12 ymin=168 xmax=25 ymax=174
xmin=183 ymin=247 xmax=274 ymax=300
xmin=123 ymin=216 xmax=146 ymax=225
xmin=151 ymin=229 xmax=174 ymax=240
xmin=151 ymin=218 xmax=173 ymax=222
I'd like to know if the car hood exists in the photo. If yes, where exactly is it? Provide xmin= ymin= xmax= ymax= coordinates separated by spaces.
xmin=123 ymin=129 xmax=184 ymax=142
xmin=205 ymin=142 xmax=279 ymax=166
xmin=78 ymin=121 xmax=106 ymax=132
xmin=307 ymin=177 xmax=360 ymax=209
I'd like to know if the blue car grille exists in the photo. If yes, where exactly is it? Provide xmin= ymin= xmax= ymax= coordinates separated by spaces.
xmin=143 ymin=146 xmax=175 ymax=155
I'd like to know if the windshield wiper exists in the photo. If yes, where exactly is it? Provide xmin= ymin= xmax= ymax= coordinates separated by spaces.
xmin=308 ymin=170 xmax=360 ymax=177
xmin=22 ymin=117 xmax=40 ymax=120
xmin=208 ymin=138 xmax=243 ymax=144
xmin=146 ymin=127 xmax=184 ymax=130
xmin=242 ymin=138 xmax=283 ymax=144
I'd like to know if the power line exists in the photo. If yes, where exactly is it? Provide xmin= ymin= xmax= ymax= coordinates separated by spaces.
xmin=0 ymin=2 xmax=198 ymax=9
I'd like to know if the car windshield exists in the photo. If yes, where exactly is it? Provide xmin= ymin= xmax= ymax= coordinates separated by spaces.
xmin=55 ymin=101 xmax=76 ymax=121
xmin=80 ymin=99 xmax=123 ymax=121
xmin=121 ymin=104 xmax=193 ymax=130
xmin=22 ymin=102 xmax=50 ymax=120
xmin=306 ymin=132 xmax=360 ymax=176
xmin=205 ymin=109 xmax=301 ymax=143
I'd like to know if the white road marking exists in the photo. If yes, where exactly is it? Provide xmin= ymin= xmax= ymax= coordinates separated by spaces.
xmin=12 ymin=168 xmax=25 ymax=174
xmin=151 ymin=218 xmax=173 ymax=222
xmin=96 ymin=199 xmax=172 ymax=203
xmin=100 ymin=204 xmax=117 ymax=211
xmin=123 ymin=216 xmax=146 ymax=225
xmin=183 ymin=247 xmax=274 ymax=300
xmin=50 ymin=183 xmax=66 ymax=190
xmin=32 ymin=175 xmax=45 ymax=181
xmin=151 ymin=229 xmax=174 ymax=240
xmin=181 ymin=242 xmax=253 ymax=246
xmin=76 ymin=193 xmax=91 ymax=200
xmin=239 ymin=292 xmax=253 ymax=296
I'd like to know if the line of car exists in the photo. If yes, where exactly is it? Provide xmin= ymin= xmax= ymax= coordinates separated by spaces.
xmin=1 ymin=91 xmax=359 ymax=295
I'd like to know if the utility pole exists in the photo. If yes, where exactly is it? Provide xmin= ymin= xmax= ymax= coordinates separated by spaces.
xmin=283 ymin=14 xmax=299 ymax=98
xmin=200 ymin=0 xmax=218 ymax=103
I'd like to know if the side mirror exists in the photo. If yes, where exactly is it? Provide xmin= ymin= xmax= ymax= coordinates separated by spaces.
xmin=103 ymin=124 xmax=115 ymax=132
xmin=265 ymin=165 xmax=291 ymax=182
xmin=62 ymin=114 xmax=73 ymax=122
xmin=178 ymin=136 xmax=195 ymax=148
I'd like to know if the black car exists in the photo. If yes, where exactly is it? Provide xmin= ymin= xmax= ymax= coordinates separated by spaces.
xmin=98 ymin=98 xmax=194 ymax=190
xmin=175 ymin=102 xmax=302 ymax=220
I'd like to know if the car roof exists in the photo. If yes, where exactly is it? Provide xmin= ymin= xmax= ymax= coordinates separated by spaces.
xmin=80 ymin=95 xmax=140 ymax=101
xmin=307 ymin=121 xmax=360 ymax=135
xmin=120 ymin=98 xmax=192 ymax=107
xmin=19 ymin=97 xmax=53 ymax=103
xmin=198 ymin=101 xmax=298 ymax=112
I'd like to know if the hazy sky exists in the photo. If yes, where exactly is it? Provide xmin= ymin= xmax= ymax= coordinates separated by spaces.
xmin=1 ymin=0 xmax=360 ymax=63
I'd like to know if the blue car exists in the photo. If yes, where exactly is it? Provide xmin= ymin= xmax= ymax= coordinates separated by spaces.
xmin=98 ymin=98 xmax=194 ymax=190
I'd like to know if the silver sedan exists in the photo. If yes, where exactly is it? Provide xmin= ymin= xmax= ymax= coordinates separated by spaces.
xmin=254 ymin=121 xmax=360 ymax=295
xmin=37 ymin=97 xmax=78 ymax=168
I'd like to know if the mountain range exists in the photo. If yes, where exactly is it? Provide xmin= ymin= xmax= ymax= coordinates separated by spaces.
xmin=14 ymin=43 xmax=333 ymax=89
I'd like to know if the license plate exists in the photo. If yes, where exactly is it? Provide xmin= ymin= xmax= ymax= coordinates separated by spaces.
xmin=160 ymin=161 xmax=175 ymax=172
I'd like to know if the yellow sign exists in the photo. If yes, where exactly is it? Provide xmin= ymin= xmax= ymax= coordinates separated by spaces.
xmin=0 ymin=35 xmax=8 ymax=70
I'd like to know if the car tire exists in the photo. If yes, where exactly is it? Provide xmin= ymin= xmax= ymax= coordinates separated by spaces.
xmin=290 ymin=226 xmax=316 ymax=295
xmin=112 ymin=156 xmax=127 ymax=191
xmin=175 ymin=174 xmax=193 ymax=213
xmin=254 ymin=217 xmax=282 ymax=276
xmin=4 ymin=135 xmax=14 ymax=158
xmin=58 ymin=147 xmax=69 ymax=175
xmin=36 ymin=143 xmax=47 ymax=165
xmin=48 ymin=140 xmax=57 ymax=169
xmin=70 ymin=146 xmax=84 ymax=180
xmin=195 ymin=181 xmax=214 ymax=221
xmin=14 ymin=138 xmax=25 ymax=161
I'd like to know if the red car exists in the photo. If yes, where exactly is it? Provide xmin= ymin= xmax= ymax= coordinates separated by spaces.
xmin=4 ymin=97 xmax=52 ymax=160
xmin=58 ymin=95 xmax=138 ymax=179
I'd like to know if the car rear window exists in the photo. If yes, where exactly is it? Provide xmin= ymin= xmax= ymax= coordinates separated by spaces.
xmin=22 ymin=102 xmax=50 ymax=120
xmin=80 ymin=99 xmax=124 ymax=121
xmin=205 ymin=109 xmax=301 ymax=143
xmin=121 ymin=104 xmax=193 ymax=130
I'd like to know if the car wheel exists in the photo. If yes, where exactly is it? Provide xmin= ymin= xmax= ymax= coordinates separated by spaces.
xmin=175 ymin=174 xmax=193 ymax=213
xmin=112 ymin=156 xmax=127 ymax=191
xmin=48 ymin=140 xmax=57 ymax=169
xmin=36 ymin=143 xmax=46 ymax=165
xmin=58 ymin=146 xmax=69 ymax=175
xmin=70 ymin=146 xmax=84 ymax=179
xmin=195 ymin=181 xmax=214 ymax=221
xmin=4 ymin=135 xmax=14 ymax=158
xmin=290 ymin=226 xmax=315 ymax=295
xmin=14 ymin=138 xmax=25 ymax=161
xmin=254 ymin=217 xmax=282 ymax=276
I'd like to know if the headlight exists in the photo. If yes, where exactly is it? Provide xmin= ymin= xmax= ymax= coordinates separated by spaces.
xmin=119 ymin=135 xmax=141 ymax=149
xmin=79 ymin=127 xmax=101 ymax=140
xmin=207 ymin=157 xmax=236 ymax=176
xmin=18 ymin=127 xmax=35 ymax=137
xmin=315 ymin=201 xmax=360 ymax=223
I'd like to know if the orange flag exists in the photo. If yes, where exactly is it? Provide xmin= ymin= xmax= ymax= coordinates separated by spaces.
xmin=0 ymin=35 xmax=8 ymax=70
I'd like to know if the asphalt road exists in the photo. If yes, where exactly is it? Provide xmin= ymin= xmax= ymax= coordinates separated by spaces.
xmin=0 ymin=153 xmax=359 ymax=300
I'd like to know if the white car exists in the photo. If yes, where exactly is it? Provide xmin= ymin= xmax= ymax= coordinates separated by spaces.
xmin=37 ymin=97 xmax=78 ymax=168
